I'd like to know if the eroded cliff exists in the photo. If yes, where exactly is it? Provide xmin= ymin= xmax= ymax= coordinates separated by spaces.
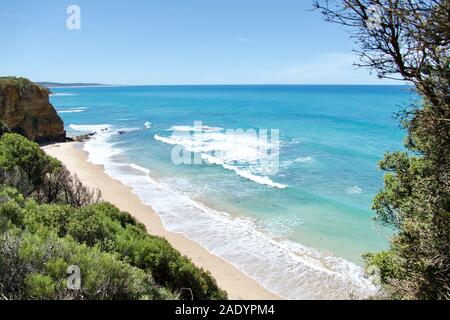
xmin=0 ymin=77 xmax=65 ymax=142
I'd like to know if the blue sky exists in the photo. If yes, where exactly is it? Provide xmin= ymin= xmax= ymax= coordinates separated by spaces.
xmin=0 ymin=0 xmax=395 ymax=85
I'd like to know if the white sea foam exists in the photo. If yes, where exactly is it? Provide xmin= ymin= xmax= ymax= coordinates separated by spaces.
xmin=348 ymin=186 xmax=363 ymax=194
xmin=50 ymin=93 xmax=77 ymax=97
xmin=58 ymin=107 xmax=87 ymax=113
xmin=202 ymin=153 xmax=286 ymax=189
xmin=287 ymin=137 xmax=302 ymax=145
xmin=129 ymin=163 xmax=151 ymax=175
xmin=69 ymin=124 xmax=111 ymax=134
xmin=155 ymin=125 xmax=286 ymax=189
xmin=154 ymin=134 xmax=175 ymax=145
xmin=169 ymin=125 xmax=224 ymax=132
xmin=74 ymin=126 xmax=379 ymax=299
xmin=294 ymin=156 xmax=314 ymax=163
xmin=283 ymin=156 xmax=314 ymax=167
xmin=144 ymin=121 xmax=152 ymax=129
xmin=70 ymin=124 xmax=140 ymax=167
xmin=70 ymin=124 xmax=120 ymax=164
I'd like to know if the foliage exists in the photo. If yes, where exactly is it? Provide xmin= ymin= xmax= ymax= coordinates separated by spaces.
xmin=315 ymin=0 xmax=449 ymax=299
xmin=0 ymin=77 xmax=34 ymax=90
xmin=0 ymin=77 xmax=48 ymax=97
xmin=0 ymin=133 xmax=52 ymax=188
xmin=0 ymin=227 xmax=175 ymax=300
xmin=0 ymin=186 xmax=227 ymax=300
xmin=0 ymin=133 xmax=100 ymax=206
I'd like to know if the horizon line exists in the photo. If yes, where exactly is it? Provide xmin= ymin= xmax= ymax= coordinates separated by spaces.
xmin=41 ymin=82 xmax=410 ymax=88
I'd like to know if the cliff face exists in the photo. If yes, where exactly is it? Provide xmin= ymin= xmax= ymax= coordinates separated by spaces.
xmin=0 ymin=77 xmax=66 ymax=143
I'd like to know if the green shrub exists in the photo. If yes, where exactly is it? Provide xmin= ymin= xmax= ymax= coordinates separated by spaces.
xmin=24 ymin=274 xmax=56 ymax=299
xmin=0 ymin=133 xmax=100 ymax=206
xmin=0 ymin=225 xmax=177 ymax=300
xmin=0 ymin=186 xmax=227 ymax=300
xmin=0 ymin=133 xmax=54 ymax=188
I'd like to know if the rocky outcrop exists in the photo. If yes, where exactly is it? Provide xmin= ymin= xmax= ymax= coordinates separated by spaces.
xmin=0 ymin=77 xmax=66 ymax=143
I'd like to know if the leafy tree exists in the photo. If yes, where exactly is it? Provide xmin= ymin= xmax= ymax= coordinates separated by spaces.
xmin=314 ymin=0 xmax=449 ymax=299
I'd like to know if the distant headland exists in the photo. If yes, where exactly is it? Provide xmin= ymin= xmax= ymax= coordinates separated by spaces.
xmin=36 ymin=81 xmax=112 ymax=88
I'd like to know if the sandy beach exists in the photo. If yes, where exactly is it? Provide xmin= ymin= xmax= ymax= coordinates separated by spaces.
xmin=43 ymin=142 xmax=281 ymax=300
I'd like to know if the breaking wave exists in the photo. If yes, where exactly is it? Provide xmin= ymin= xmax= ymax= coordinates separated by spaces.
xmin=155 ymin=125 xmax=286 ymax=189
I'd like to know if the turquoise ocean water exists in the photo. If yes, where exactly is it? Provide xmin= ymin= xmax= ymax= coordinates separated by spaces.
xmin=50 ymin=85 xmax=414 ymax=299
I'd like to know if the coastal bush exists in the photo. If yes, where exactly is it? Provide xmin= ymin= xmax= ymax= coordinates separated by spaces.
xmin=0 ymin=227 xmax=176 ymax=300
xmin=0 ymin=186 xmax=227 ymax=300
xmin=0 ymin=133 xmax=100 ymax=206
xmin=0 ymin=133 xmax=53 ymax=190
xmin=0 ymin=77 xmax=38 ymax=99
xmin=315 ymin=0 xmax=450 ymax=299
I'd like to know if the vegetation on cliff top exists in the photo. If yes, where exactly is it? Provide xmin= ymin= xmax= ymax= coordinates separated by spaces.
xmin=0 ymin=77 xmax=33 ymax=88
xmin=0 ymin=77 xmax=47 ymax=95
xmin=0 ymin=132 xmax=227 ymax=300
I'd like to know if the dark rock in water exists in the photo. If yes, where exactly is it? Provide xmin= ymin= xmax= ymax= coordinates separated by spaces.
xmin=66 ymin=137 xmax=75 ymax=142
xmin=73 ymin=132 xmax=97 ymax=142
xmin=118 ymin=130 xmax=127 ymax=135
xmin=0 ymin=77 xmax=66 ymax=143
xmin=73 ymin=134 xmax=90 ymax=142
xmin=101 ymin=128 xmax=108 ymax=132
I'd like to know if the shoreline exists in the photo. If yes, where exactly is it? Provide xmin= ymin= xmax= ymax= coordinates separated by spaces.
xmin=43 ymin=141 xmax=281 ymax=300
